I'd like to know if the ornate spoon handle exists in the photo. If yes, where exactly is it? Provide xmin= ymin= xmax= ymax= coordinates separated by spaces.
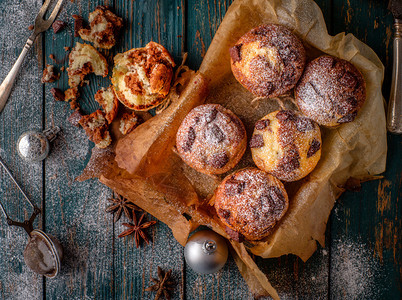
xmin=387 ymin=20 xmax=402 ymax=134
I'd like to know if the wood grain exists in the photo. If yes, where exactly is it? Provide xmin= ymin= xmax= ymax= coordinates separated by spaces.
xmin=112 ymin=1 xmax=186 ymax=299
xmin=329 ymin=0 xmax=401 ymax=298
xmin=0 ymin=0 xmax=44 ymax=299
xmin=44 ymin=1 xmax=114 ymax=299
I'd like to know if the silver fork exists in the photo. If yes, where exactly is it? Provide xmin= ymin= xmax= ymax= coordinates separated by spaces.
xmin=0 ymin=0 xmax=64 ymax=113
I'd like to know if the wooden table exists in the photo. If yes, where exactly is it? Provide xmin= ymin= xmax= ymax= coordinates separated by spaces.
xmin=0 ymin=0 xmax=400 ymax=299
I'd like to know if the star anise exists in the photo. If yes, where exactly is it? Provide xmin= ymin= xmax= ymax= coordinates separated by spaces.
xmin=118 ymin=211 xmax=156 ymax=248
xmin=145 ymin=266 xmax=174 ymax=300
xmin=105 ymin=193 xmax=141 ymax=223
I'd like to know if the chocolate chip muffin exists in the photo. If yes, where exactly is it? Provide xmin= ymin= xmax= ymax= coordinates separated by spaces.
xmin=229 ymin=24 xmax=306 ymax=98
xmin=295 ymin=55 xmax=366 ymax=127
xmin=215 ymin=168 xmax=289 ymax=241
xmin=176 ymin=104 xmax=247 ymax=175
xmin=250 ymin=110 xmax=321 ymax=182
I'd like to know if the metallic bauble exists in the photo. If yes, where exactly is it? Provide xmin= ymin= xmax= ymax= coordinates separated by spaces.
xmin=17 ymin=127 xmax=60 ymax=162
xmin=184 ymin=230 xmax=228 ymax=274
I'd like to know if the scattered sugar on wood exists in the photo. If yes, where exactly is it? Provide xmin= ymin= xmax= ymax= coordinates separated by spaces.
xmin=330 ymin=238 xmax=383 ymax=299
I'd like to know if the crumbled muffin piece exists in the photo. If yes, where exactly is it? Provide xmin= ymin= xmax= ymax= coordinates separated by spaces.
xmin=72 ymin=14 xmax=84 ymax=37
xmin=94 ymin=85 xmax=119 ymax=124
xmin=79 ymin=110 xmax=112 ymax=148
xmin=64 ymin=87 xmax=80 ymax=102
xmin=49 ymin=54 xmax=56 ymax=62
xmin=28 ymin=25 xmax=34 ymax=31
xmin=52 ymin=20 xmax=66 ymax=34
xmin=78 ymin=6 xmax=123 ymax=49
xmin=70 ymin=99 xmax=80 ymax=110
xmin=50 ymin=88 xmax=65 ymax=101
xmin=119 ymin=112 xmax=141 ymax=135
xmin=67 ymin=42 xmax=108 ymax=88
xmin=41 ymin=64 xmax=60 ymax=83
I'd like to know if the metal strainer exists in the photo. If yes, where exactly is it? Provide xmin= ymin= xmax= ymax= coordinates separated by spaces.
xmin=0 ymin=157 xmax=63 ymax=278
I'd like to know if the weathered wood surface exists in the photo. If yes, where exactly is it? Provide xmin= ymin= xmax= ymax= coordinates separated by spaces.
xmin=0 ymin=0 xmax=44 ymax=299
xmin=0 ymin=0 xmax=399 ymax=299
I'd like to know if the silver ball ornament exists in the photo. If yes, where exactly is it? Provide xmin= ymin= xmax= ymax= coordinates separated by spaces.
xmin=17 ymin=127 xmax=60 ymax=162
xmin=184 ymin=230 xmax=228 ymax=274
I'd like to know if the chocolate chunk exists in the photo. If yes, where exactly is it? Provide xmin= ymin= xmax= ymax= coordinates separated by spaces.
xmin=218 ymin=208 xmax=231 ymax=220
xmin=205 ymin=108 xmax=218 ymax=123
xmin=183 ymin=126 xmax=196 ymax=152
xmin=276 ymin=110 xmax=296 ymax=121
xmin=225 ymin=226 xmax=244 ymax=243
xmin=295 ymin=117 xmax=315 ymax=132
xmin=225 ymin=178 xmax=246 ymax=196
xmin=229 ymin=44 xmax=242 ymax=63
xmin=280 ymin=46 xmax=297 ymax=63
xmin=68 ymin=110 xmax=83 ymax=127
xmin=208 ymin=124 xmax=225 ymax=143
xmin=52 ymin=20 xmax=66 ymax=34
xmin=252 ymin=26 xmax=269 ymax=36
xmin=249 ymin=134 xmax=264 ymax=148
xmin=50 ymin=88 xmax=65 ymax=101
xmin=255 ymin=119 xmax=270 ymax=130
xmin=339 ymin=71 xmax=358 ymax=89
xmin=337 ymin=111 xmax=357 ymax=124
xmin=283 ymin=65 xmax=296 ymax=82
xmin=72 ymin=14 xmax=84 ymax=37
xmin=307 ymin=138 xmax=321 ymax=158
xmin=279 ymin=147 xmax=300 ymax=172
xmin=268 ymin=186 xmax=285 ymax=204
xmin=336 ymin=97 xmax=358 ymax=115
xmin=209 ymin=152 xmax=229 ymax=168
xmin=308 ymin=81 xmax=325 ymax=99
xmin=261 ymin=81 xmax=275 ymax=95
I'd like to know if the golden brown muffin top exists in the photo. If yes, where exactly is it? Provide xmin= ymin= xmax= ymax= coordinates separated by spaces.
xmin=250 ymin=110 xmax=322 ymax=182
xmin=229 ymin=23 xmax=306 ymax=98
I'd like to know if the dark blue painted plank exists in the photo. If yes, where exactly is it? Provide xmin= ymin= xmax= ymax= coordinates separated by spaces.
xmin=44 ymin=1 xmax=114 ymax=299
xmin=329 ymin=0 xmax=401 ymax=299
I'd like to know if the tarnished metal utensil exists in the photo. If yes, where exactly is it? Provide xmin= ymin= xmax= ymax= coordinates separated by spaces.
xmin=387 ymin=0 xmax=402 ymax=134
xmin=0 ymin=157 xmax=63 ymax=278
xmin=0 ymin=0 xmax=64 ymax=113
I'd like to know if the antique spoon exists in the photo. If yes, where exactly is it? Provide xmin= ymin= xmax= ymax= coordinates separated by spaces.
xmin=0 ymin=157 xmax=63 ymax=278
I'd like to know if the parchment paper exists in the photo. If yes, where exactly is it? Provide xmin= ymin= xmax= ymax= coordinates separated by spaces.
xmin=79 ymin=0 xmax=387 ymax=298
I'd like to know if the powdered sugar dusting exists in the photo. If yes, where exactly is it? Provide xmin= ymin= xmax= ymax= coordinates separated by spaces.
xmin=295 ymin=55 xmax=366 ymax=126
xmin=176 ymin=104 xmax=246 ymax=174
xmin=330 ymin=238 xmax=383 ymax=299
xmin=215 ymin=168 xmax=288 ymax=240
xmin=0 ymin=231 xmax=42 ymax=299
